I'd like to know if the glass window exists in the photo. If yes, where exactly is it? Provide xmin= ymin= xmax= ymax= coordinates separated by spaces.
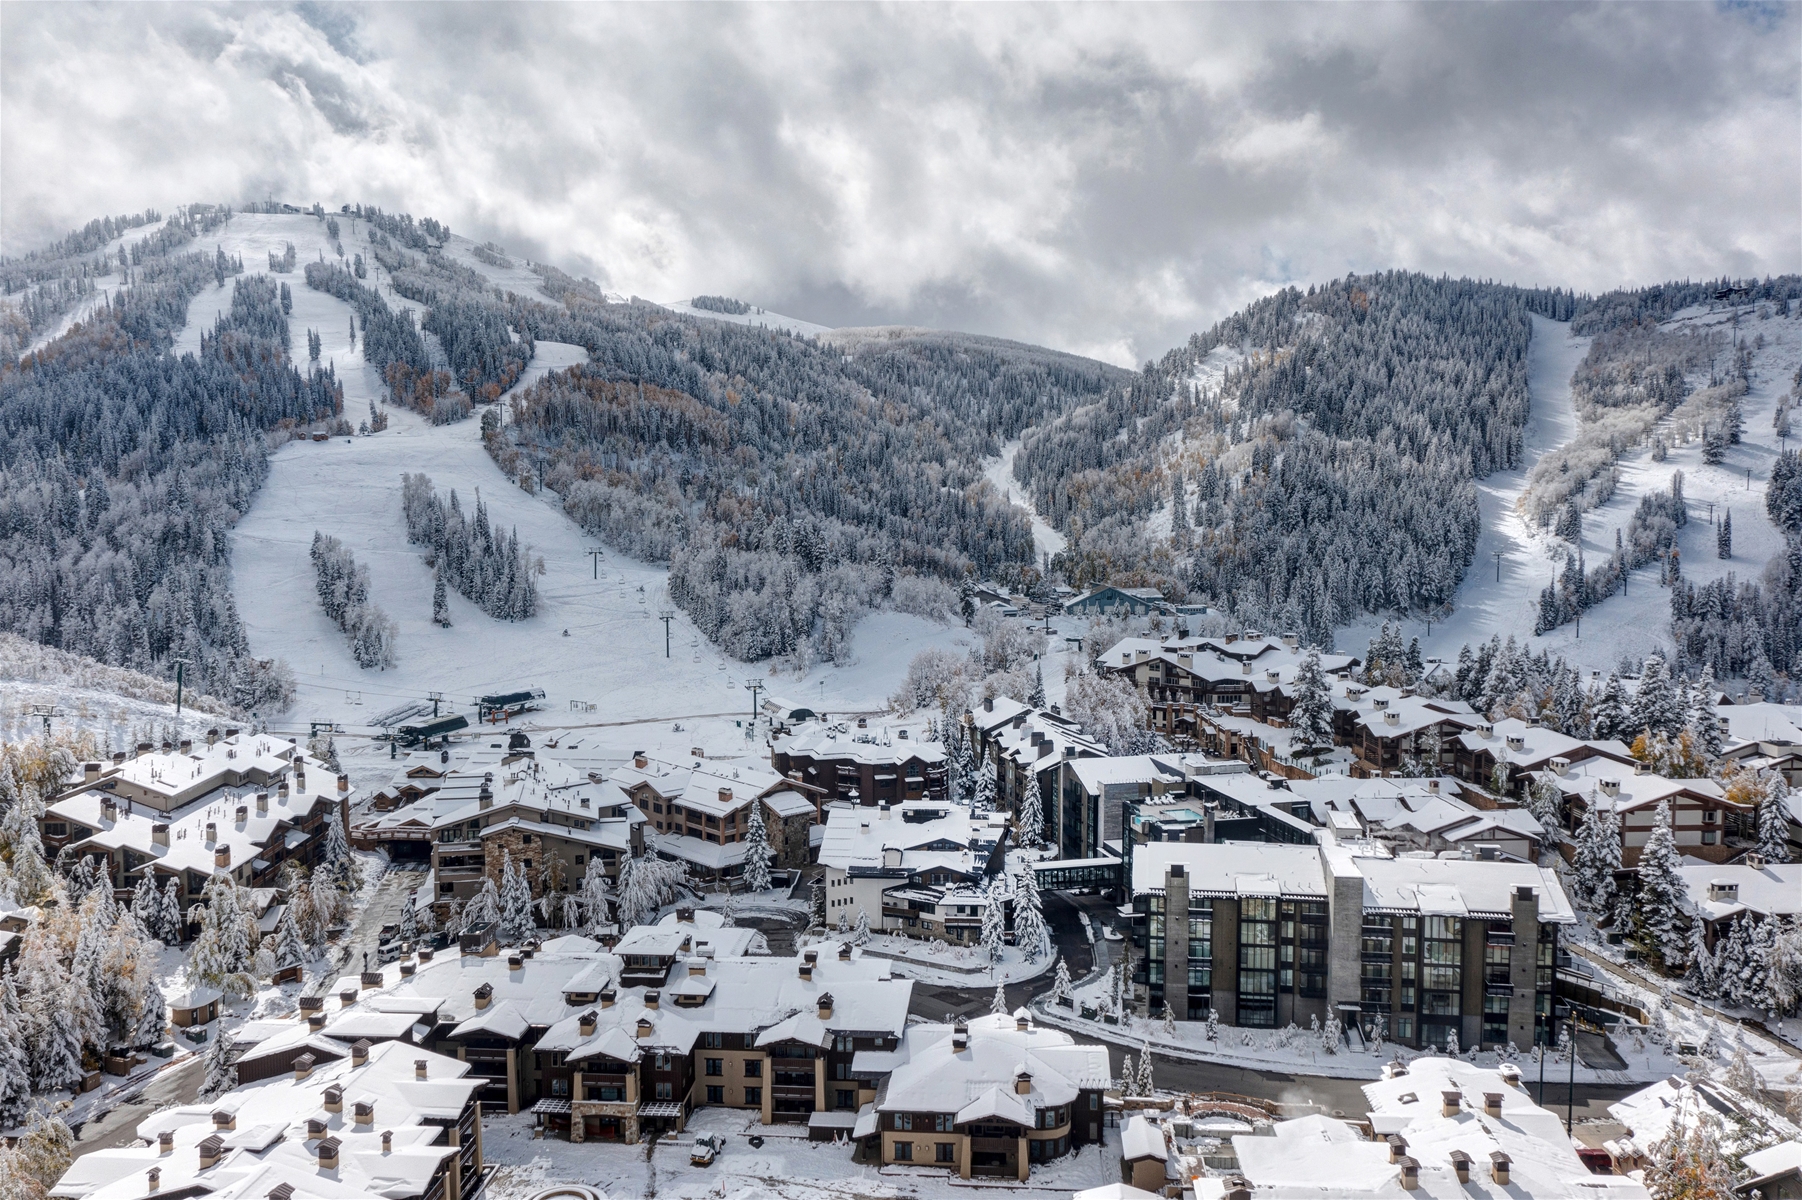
xmin=706 ymin=1085 xmax=724 ymax=1103
xmin=893 ymin=1142 xmax=912 ymax=1161
xmin=745 ymin=1087 xmax=761 ymax=1104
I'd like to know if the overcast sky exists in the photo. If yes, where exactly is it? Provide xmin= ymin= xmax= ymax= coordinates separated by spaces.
xmin=3 ymin=3 xmax=1797 ymax=365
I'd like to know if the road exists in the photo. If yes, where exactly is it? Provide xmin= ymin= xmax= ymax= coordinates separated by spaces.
xmin=69 ymin=1058 xmax=205 ymax=1157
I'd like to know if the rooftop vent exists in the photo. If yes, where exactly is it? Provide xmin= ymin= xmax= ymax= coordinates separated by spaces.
xmin=293 ymin=1053 xmax=316 ymax=1081
xmin=1506 ymin=734 xmax=1525 ymax=752
xmin=416 ymin=1059 xmax=429 ymax=1080
xmin=473 ymin=983 xmax=492 ymax=1009
xmin=1441 ymin=1090 xmax=1461 ymax=1117
xmin=1483 ymin=1092 xmax=1503 ymax=1117
xmin=198 ymin=1135 xmax=225 ymax=1169
xmin=351 ymin=1039 xmax=372 ymax=1067
xmin=316 ymin=1137 xmax=341 ymax=1170
xmin=323 ymin=1085 xmax=343 ymax=1113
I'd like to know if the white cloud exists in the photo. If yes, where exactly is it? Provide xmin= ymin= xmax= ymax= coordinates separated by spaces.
xmin=2 ymin=2 xmax=1795 ymax=366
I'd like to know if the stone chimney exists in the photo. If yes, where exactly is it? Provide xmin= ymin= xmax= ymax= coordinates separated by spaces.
xmin=204 ymin=822 xmax=217 ymax=843
xmin=215 ymin=844 xmax=231 ymax=868
xmin=1015 ymin=1011 xmax=1029 ymax=1031
xmin=158 ymin=1131 xmax=174 ymax=1155
xmin=277 ymin=782 xmax=289 ymax=803
xmin=340 ymin=986 xmax=357 ymax=1007
xmin=256 ymin=792 xmax=268 ymax=815
xmin=1387 ymin=1135 xmax=1408 ymax=1164
xmin=508 ymin=954 xmax=523 ymax=971
xmin=147 ymin=1168 xmax=161 ymax=1193
xmin=381 ymin=1130 xmax=393 ymax=1153
xmin=633 ymin=753 xmax=648 ymax=769
xmin=308 ymin=1013 xmax=327 ymax=1031
xmin=293 ymin=1053 xmax=316 ymax=1081
xmin=1396 ymin=1157 xmax=1419 ymax=1191
xmin=636 ymin=1017 xmax=654 ymax=1039
xmin=100 ymin=796 xmax=116 ymax=822
xmin=1449 ymin=1151 xmax=1472 ymax=1184
xmin=837 ymin=943 xmax=852 ymax=961
xmin=337 ymin=773 xmax=349 ymax=794
xmin=952 ymin=1021 xmax=969 ymax=1051
xmin=600 ymin=988 xmax=616 ymax=1008
xmin=211 ymin=1108 xmax=236 ymax=1131
xmin=719 ymin=787 xmax=733 ymax=805
xmin=799 ymin=962 xmax=813 ymax=982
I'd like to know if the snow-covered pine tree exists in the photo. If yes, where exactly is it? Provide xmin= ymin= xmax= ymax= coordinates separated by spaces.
xmin=159 ymin=876 xmax=185 ymax=944
xmin=980 ymin=883 xmax=1006 ymax=961
xmin=134 ymin=976 xmax=166 ymax=1048
xmin=1288 ymin=647 xmax=1335 ymax=751
xmin=1717 ymin=510 xmax=1732 ymax=559
xmin=1162 ymin=1003 xmax=1176 ymax=1036
xmin=1052 ymin=958 xmax=1072 ymax=1002
xmin=741 ymin=804 xmax=772 ymax=893
xmin=1206 ymin=1007 xmax=1219 ymax=1043
xmin=464 ymin=877 xmax=502 ymax=933
xmin=398 ymin=894 xmax=420 ymax=946
xmin=0 ymin=969 xmax=31 ymax=1128
xmin=973 ymin=756 xmax=997 ymax=815
xmin=1630 ymin=656 xmax=1680 ymax=741
xmin=1634 ymin=800 xmax=1689 ymax=968
xmin=274 ymin=906 xmax=305 ymax=971
xmin=1136 ymin=1042 xmax=1154 ymax=1094
xmin=1591 ymin=672 xmax=1628 ymax=742
xmin=130 ymin=874 xmax=162 ymax=941
xmin=1572 ymin=797 xmax=1622 ymax=914
xmin=1017 ymin=770 xmax=1044 ymax=849
xmin=433 ymin=567 xmax=450 ymax=626
xmin=1119 ymin=1054 xmax=1136 ymax=1096
xmin=1692 ymin=665 xmax=1724 ymax=762
xmin=1685 ymin=912 xmax=1718 ymax=997
xmin=198 ymin=1021 xmax=236 ymax=1099
xmin=499 ymin=852 xmax=535 ymax=945
xmin=991 ymin=980 xmax=1007 ymax=1015
xmin=577 ymin=866 xmax=614 ymax=934
xmin=1757 ymin=776 xmax=1794 ymax=862
xmin=1527 ymin=776 xmax=1565 ymax=846
xmin=1028 ymin=660 xmax=1046 ymax=708
xmin=1012 ymin=865 xmax=1047 ymax=961
xmin=853 ymin=908 xmax=871 ymax=943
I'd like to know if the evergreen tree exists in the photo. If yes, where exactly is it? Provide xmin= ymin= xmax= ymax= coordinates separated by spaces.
xmin=1017 ymin=771 xmax=1044 ymax=849
xmin=1717 ymin=509 xmax=1732 ymax=559
xmin=973 ymin=756 xmax=997 ymax=815
xmin=160 ymin=877 xmax=185 ymax=944
xmin=1572 ymin=797 xmax=1622 ymax=915
xmin=1012 ymin=866 xmax=1047 ymax=962
xmin=499 ymin=851 xmax=535 ymax=944
xmin=1591 ymin=672 xmax=1629 ymax=742
xmin=1136 ymin=1041 xmax=1154 ymax=1094
xmin=463 ymin=877 xmax=502 ymax=933
xmin=577 ymin=867 xmax=615 ymax=934
xmin=741 ymin=804 xmax=772 ymax=892
xmin=0 ymin=970 xmax=32 ymax=1129
xmin=991 ymin=980 xmax=1008 ymax=1016
xmin=1119 ymin=1054 xmax=1136 ymax=1095
xmin=198 ymin=1022 xmax=236 ymax=1100
xmin=1692 ymin=665 xmax=1724 ymax=761
xmin=1052 ymin=958 xmax=1073 ymax=1002
xmin=1028 ymin=660 xmax=1046 ymax=709
xmin=979 ymin=883 xmax=1006 ymax=961
xmin=1757 ymin=777 xmax=1794 ymax=862
xmin=273 ymin=905 xmax=306 ymax=970
xmin=1630 ymin=656 xmax=1680 ymax=740
xmin=130 ymin=874 xmax=163 ymax=941
xmin=433 ymin=568 xmax=450 ymax=626
xmin=853 ymin=908 xmax=870 ymax=943
xmin=319 ymin=808 xmax=357 ymax=898
xmin=1634 ymin=800 xmax=1689 ymax=969
xmin=1685 ymin=915 xmax=1717 ymax=997
xmin=1288 ymin=647 xmax=1335 ymax=751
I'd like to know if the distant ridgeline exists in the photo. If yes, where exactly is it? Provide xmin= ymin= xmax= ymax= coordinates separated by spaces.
xmin=0 ymin=206 xmax=344 ymax=713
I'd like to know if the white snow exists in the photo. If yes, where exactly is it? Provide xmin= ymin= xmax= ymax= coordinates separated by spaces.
xmin=658 ymin=299 xmax=833 ymax=338
xmin=983 ymin=438 xmax=1068 ymax=558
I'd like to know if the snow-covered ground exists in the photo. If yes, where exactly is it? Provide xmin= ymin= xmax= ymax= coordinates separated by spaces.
xmin=1343 ymin=306 xmax=1802 ymax=674
xmin=658 ymin=298 xmax=833 ymax=338
xmin=798 ymin=930 xmax=1058 ymax=988
xmin=481 ymin=1104 xmax=1123 ymax=1200
xmin=984 ymin=439 xmax=1068 ymax=558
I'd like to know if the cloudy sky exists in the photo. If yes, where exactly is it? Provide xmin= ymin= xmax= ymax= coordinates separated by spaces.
xmin=3 ymin=3 xmax=1796 ymax=365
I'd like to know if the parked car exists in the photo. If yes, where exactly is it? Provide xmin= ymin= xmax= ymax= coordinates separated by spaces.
xmin=691 ymin=1134 xmax=725 ymax=1166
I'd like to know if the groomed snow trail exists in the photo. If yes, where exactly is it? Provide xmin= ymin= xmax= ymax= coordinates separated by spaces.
xmin=984 ymin=437 xmax=1068 ymax=558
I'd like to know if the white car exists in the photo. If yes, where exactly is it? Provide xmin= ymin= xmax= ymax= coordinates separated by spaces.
xmin=690 ymin=1134 xmax=725 ymax=1166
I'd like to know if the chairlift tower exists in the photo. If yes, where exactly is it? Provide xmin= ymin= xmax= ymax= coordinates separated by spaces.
xmin=173 ymin=656 xmax=192 ymax=716
xmin=744 ymin=677 xmax=765 ymax=741
xmin=658 ymin=609 xmax=675 ymax=658
xmin=28 ymin=705 xmax=63 ymax=740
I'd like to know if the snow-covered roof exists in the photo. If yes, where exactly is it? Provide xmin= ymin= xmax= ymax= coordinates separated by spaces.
xmin=79 ymin=733 xmax=304 ymax=814
xmin=55 ymin=1041 xmax=480 ymax=1200
xmin=1675 ymin=856 xmax=1802 ymax=922
xmin=773 ymin=721 xmax=947 ymax=767
xmin=1742 ymin=1140 xmax=1802 ymax=1187
xmin=1716 ymin=700 xmax=1802 ymax=748
xmin=1353 ymin=695 xmax=1483 ymax=741
xmin=355 ymin=748 xmax=637 ymax=842
xmin=1121 ymin=1113 xmax=1167 ymax=1161
xmin=1541 ymin=758 xmax=1730 ymax=812
xmin=874 ymin=1012 xmax=1108 ymax=1122
xmin=1608 ymin=1077 xmax=1744 ymax=1147
xmin=985 ymin=705 xmax=1105 ymax=772
xmin=613 ymin=909 xmax=762 ymax=959
xmin=1452 ymin=718 xmax=1632 ymax=768
xmin=817 ymin=801 xmax=979 ymax=875
xmin=1131 ymin=841 xmax=1328 ymax=898
xmin=611 ymin=757 xmax=788 ymax=819
xmin=1065 ymin=755 xmax=1186 ymax=793
xmin=1353 ymin=856 xmax=1574 ymax=923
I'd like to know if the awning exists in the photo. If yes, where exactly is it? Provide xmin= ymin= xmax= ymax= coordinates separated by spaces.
xmin=637 ymin=1101 xmax=685 ymax=1119
xmin=853 ymin=1103 xmax=879 ymax=1139
xmin=530 ymin=1098 xmax=571 ymax=1115
xmin=808 ymin=1110 xmax=858 ymax=1130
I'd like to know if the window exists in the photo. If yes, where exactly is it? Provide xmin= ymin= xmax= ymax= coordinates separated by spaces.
xmin=893 ymin=1142 xmax=912 ymax=1161
xmin=1703 ymin=830 xmax=1717 ymax=844
xmin=703 ymin=1032 xmax=723 ymax=1049
xmin=655 ymin=1082 xmax=673 ymax=1100
xmin=895 ymin=1114 xmax=914 ymax=1131
xmin=837 ymin=1089 xmax=856 ymax=1109
xmin=551 ymin=1077 xmax=570 ymax=1097
xmin=934 ymin=1114 xmax=954 ymax=1132
xmin=744 ymin=1060 xmax=762 ymax=1077
xmin=936 ymin=1143 xmax=956 ymax=1163
xmin=654 ymin=1053 xmax=671 ymax=1070
xmin=705 ymin=1059 xmax=723 ymax=1076
xmin=745 ymin=1087 xmax=761 ymax=1105
xmin=706 ymin=1085 xmax=724 ymax=1104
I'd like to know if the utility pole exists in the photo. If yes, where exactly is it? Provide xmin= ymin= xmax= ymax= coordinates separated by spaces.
xmin=173 ymin=656 xmax=192 ymax=716
xmin=744 ymin=677 xmax=765 ymax=741
xmin=1494 ymin=551 xmax=1503 ymax=583
xmin=586 ymin=547 xmax=604 ymax=580
xmin=427 ymin=692 xmax=444 ymax=718
xmin=658 ymin=609 xmax=675 ymax=658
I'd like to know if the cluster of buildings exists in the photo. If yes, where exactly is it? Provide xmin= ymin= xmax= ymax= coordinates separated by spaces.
xmin=37 ymin=728 xmax=351 ymax=928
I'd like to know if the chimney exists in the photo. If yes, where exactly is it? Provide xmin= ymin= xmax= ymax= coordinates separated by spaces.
xmin=306 ymin=1119 xmax=326 ymax=1140
xmin=400 ymin=962 xmax=416 ymax=978
xmin=1441 ymin=1090 xmax=1461 ymax=1118
xmin=158 ymin=1131 xmax=174 ymax=1155
xmin=340 ymin=986 xmax=357 ymax=1007
xmin=324 ymin=1085 xmax=343 ymax=1113
xmin=952 ymin=1021 xmax=969 ymax=1051
xmin=1483 ymin=1092 xmax=1503 ymax=1118
xmin=179 ymin=738 xmax=193 ymax=754
xmin=1387 ymin=1135 xmax=1408 ymax=1164
xmin=634 ymin=753 xmax=648 ymax=768
xmin=215 ymin=845 xmax=231 ymax=868
xmin=636 ymin=1017 xmax=654 ymax=1039
xmin=508 ymin=954 xmax=523 ymax=971
xmin=269 ymin=1185 xmax=294 ymax=1200
xmin=199 ymin=1135 xmax=225 ymax=1169
xmin=799 ymin=963 xmax=813 ymax=982
xmin=1016 ymin=1012 xmax=1029 ymax=1031
xmin=416 ymin=1059 xmax=429 ymax=1079
xmin=205 ymin=822 xmax=217 ymax=843
xmin=983 ymin=698 xmax=994 ymax=713
xmin=277 ymin=782 xmax=289 ymax=803
xmin=1449 ymin=1151 xmax=1472 ymax=1185
xmin=299 ymin=994 xmax=324 ymax=1014
xmin=1384 ymin=710 xmax=1400 ymax=727
xmin=147 ymin=1167 xmax=162 ymax=1193
xmin=1224 ymin=1181 xmax=1251 ymax=1200
xmin=817 ymin=993 xmax=834 ymax=1019
xmin=294 ymin=765 xmax=305 ymax=790
xmin=1708 ymin=880 xmax=1739 ymax=903
xmin=600 ymin=988 xmax=616 ymax=1008
xmin=1241 ymin=660 xmax=1252 ymax=675
xmin=337 ymin=773 xmax=349 ymax=794
xmin=644 ymin=991 xmax=661 ymax=1010
xmin=353 ymin=1100 xmax=374 ymax=1126
xmin=351 ymin=1039 xmax=371 ymax=1067
xmin=207 ymin=728 xmax=219 ymax=747
xmin=382 ymin=1130 xmax=393 ymax=1153
xmin=316 ymin=1137 xmax=340 ymax=1170
xmin=256 ymin=792 xmax=268 ymax=815
xmin=473 ymin=983 xmax=492 ymax=1010
xmin=293 ymin=1053 xmax=316 ymax=1081
xmin=719 ymin=787 xmax=733 ymax=805
xmin=1396 ymin=1157 xmax=1419 ymax=1191
xmin=1506 ymin=734 xmax=1525 ymax=752
xmin=479 ymin=783 xmax=494 ymax=810
xmin=1426 ymin=779 xmax=1440 ymax=793
xmin=212 ymin=1109 xmax=236 ymax=1131
xmin=838 ymin=943 xmax=852 ymax=961
xmin=1014 ymin=1070 xmax=1032 ymax=1096
xmin=1490 ymin=1152 xmax=1511 ymax=1186
xmin=1600 ymin=779 xmax=1621 ymax=798
xmin=308 ymin=1013 xmax=327 ymax=1031
xmin=579 ymin=1011 xmax=597 ymax=1036
xmin=1549 ymin=756 xmax=1570 ymax=775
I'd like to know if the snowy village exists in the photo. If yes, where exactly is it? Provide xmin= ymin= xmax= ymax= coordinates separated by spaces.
xmin=3 ymin=7 xmax=1802 ymax=1200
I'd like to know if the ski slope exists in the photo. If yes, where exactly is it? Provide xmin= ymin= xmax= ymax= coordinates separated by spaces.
xmin=658 ymin=298 xmax=833 ymax=337
xmin=983 ymin=437 xmax=1068 ymax=558
xmin=1342 ymin=305 xmax=1802 ymax=673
